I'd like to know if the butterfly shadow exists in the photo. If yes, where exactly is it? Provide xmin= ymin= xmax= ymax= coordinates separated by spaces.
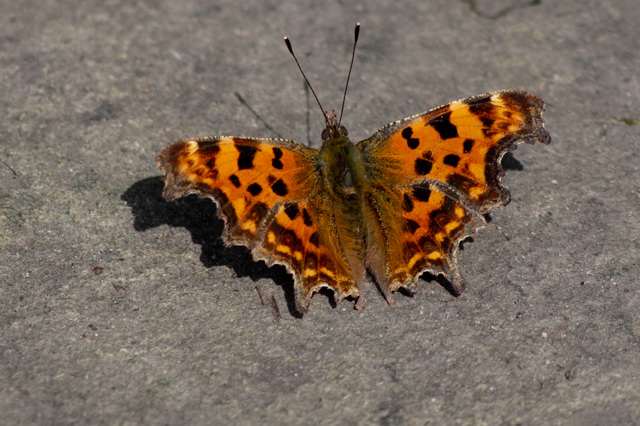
xmin=121 ymin=177 xmax=302 ymax=317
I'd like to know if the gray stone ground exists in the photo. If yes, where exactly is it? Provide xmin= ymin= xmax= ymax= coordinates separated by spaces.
xmin=1 ymin=0 xmax=639 ymax=424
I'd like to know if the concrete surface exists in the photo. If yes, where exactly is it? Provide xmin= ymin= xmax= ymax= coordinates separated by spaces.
xmin=1 ymin=0 xmax=639 ymax=424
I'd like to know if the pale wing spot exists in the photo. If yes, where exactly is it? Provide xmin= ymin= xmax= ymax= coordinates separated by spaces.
xmin=231 ymin=198 xmax=247 ymax=216
xmin=490 ymin=93 xmax=505 ymax=104
xmin=185 ymin=140 xmax=199 ymax=152
xmin=276 ymin=244 xmax=292 ymax=256
xmin=444 ymin=220 xmax=461 ymax=234
xmin=241 ymin=220 xmax=257 ymax=233
xmin=427 ymin=251 xmax=443 ymax=260
xmin=267 ymin=231 xmax=277 ymax=245
xmin=469 ymin=186 xmax=486 ymax=200
xmin=407 ymin=253 xmax=423 ymax=270
xmin=304 ymin=269 xmax=317 ymax=279
xmin=319 ymin=267 xmax=335 ymax=279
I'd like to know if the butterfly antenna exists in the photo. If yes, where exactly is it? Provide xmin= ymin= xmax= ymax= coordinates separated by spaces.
xmin=338 ymin=23 xmax=360 ymax=127
xmin=284 ymin=36 xmax=329 ymax=128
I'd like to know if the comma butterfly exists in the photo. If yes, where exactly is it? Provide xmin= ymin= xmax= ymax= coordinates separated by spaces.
xmin=156 ymin=24 xmax=551 ymax=312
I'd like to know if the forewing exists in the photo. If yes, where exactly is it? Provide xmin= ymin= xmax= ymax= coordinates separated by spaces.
xmin=156 ymin=137 xmax=358 ymax=311
xmin=357 ymin=90 xmax=550 ymax=293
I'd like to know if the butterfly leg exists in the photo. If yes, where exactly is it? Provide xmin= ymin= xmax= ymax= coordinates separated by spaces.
xmin=347 ymin=258 xmax=368 ymax=310
xmin=379 ymin=281 xmax=397 ymax=306
xmin=354 ymin=294 xmax=366 ymax=310
xmin=447 ymin=263 xmax=467 ymax=295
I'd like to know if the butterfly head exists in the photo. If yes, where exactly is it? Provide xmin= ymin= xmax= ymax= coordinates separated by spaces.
xmin=322 ymin=110 xmax=349 ymax=141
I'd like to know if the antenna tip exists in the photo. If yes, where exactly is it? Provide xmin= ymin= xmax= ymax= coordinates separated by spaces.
xmin=284 ymin=36 xmax=293 ymax=53
xmin=354 ymin=23 xmax=360 ymax=40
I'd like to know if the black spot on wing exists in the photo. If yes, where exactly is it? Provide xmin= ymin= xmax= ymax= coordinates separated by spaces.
xmin=415 ymin=158 xmax=432 ymax=175
xmin=302 ymin=208 xmax=313 ymax=226
xmin=284 ymin=203 xmax=300 ymax=220
xmin=463 ymin=139 xmax=474 ymax=153
xmin=309 ymin=231 xmax=319 ymax=247
xmin=402 ymin=193 xmax=414 ymax=212
xmin=429 ymin=111 xmax=458 ymax=139
xmin=236 ymin=144 xmax=258 ymax=170
xmin=272 ymin=147 xmax=284 ymax=170
xmin=404 ymin=219 xmax=420 ymax=234
xmin=401 ymin=127 xmax=420 ymax=150
xmin=229 ymin=174 xmax=241 ymax=188
xmin=247 ymin=183 xmax=262 ymax=196
xmin=412 ymin=185 xmax=431 ymax=203
xmin=271 ymin=179 xmax=288 ymax=196
xmin=443 ymin=154 xmax=460 ymax=167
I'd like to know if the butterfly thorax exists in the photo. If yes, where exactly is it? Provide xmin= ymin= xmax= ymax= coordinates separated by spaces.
xmin=320 ymin=132 xmax=368 ymax=196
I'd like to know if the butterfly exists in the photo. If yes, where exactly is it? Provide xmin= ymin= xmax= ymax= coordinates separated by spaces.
xmin=156 ymin=24 xmax=551 ymax=313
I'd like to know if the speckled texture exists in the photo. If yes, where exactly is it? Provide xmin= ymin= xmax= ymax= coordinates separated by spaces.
xmin=1 ymin=0 xmax=639 ymax=424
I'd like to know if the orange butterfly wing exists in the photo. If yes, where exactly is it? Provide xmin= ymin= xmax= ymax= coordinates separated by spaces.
xmin=356 ymin=90 xmax=551 ymax=297
xmin=156 ymin=137 xmax=359 ymax=311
